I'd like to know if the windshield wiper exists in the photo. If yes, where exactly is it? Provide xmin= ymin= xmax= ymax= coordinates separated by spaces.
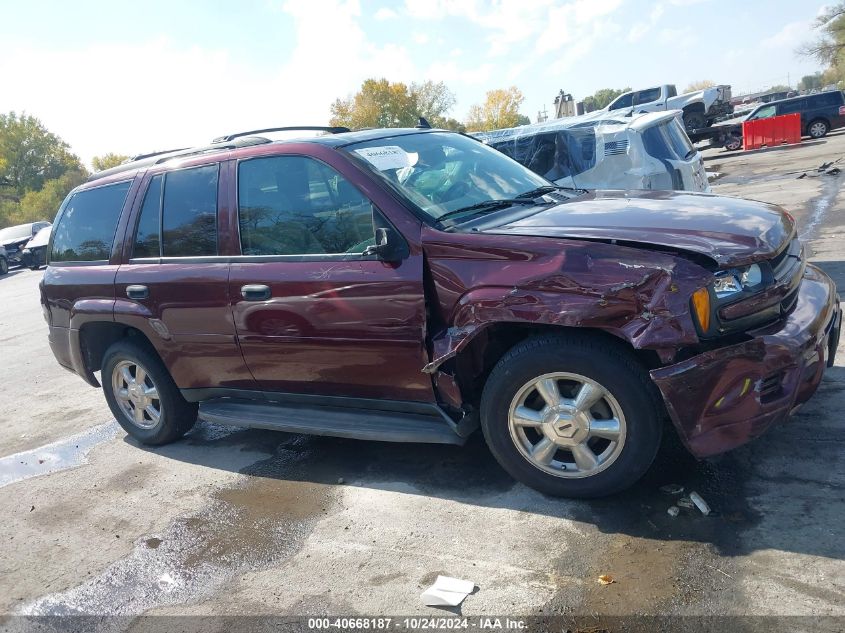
xmin=435 ymin=198 xmax=539 ymax=225
xmin=516 ymin=185 xmax=587 ymax=198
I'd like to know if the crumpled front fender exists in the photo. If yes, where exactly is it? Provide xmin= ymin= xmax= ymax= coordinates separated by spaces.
xmin=424 ymin=240 xmax=713 ymax=373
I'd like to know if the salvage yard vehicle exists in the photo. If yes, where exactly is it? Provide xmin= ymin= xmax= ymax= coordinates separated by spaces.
xmin=21 ymin=225 xmax=52 ymax=270
xmin=476 ymin=111 xmax=709 ymax=192
xmin=701 ymin=90 xmax=845 ymax=151
xmin=602 ymin=84 xmax=733 ymax=131
xmin=42 ymin=126 xmax=841 ymax=498
xmin=0 ymin=221 xmax=51 ymax=267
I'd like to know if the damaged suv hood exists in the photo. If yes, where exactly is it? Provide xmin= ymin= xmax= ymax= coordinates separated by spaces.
xmin=482 ymin=190 xmax=793 ymax=267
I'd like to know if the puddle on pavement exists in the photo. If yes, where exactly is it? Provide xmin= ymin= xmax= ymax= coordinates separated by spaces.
xmin=0 ymin=422 xmax=118 ymax=488
xmin=800 ymin=172 xmax=843 ymax=240
xmin=21 ymin=438 xmax=335 ymax=619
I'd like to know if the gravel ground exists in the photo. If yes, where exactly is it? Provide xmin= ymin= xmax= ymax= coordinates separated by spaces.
xmin=0 ymin=132 xmax=843 ymax=632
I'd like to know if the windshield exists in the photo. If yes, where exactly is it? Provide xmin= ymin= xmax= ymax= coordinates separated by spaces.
xmin=343 ymin=132 xmax=550 ymax=222
xmin=0 ymin=224 xmax=33 ymax=242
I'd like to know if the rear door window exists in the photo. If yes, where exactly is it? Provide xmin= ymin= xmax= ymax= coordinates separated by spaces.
xmin=132 ymin=175 xmax=163 ymax=258
xmin=154 ymin=165 xmax=218 ymax=257
xmin=129 ymin=167 xmax=218 ymax=258
xmin=777 ymin=100 xmax=804 ymax=115
xmin=635 ymin=87 xmax=661 ymax=105
xmin=50 ymin=181 xmax=131 ymax=262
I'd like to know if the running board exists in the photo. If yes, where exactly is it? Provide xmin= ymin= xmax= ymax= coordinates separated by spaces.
xmin=198 ymin=399 xmax=466 ymax=446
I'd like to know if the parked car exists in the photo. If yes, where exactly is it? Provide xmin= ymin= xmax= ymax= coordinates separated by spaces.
xmin=42 ymin=125 xmax=840 ymax=498
xmin=21 ymin=225 xmax=52 ymax=269
xmin=0 ymin=221 xmax=51 ymax=267
xmin=744 ymin=90 xmax=845 ymax=138
xmin=0 ymin=244 xmax=8 ymax=275
xmin=602 ymin=84 xmax=733 ymax=131
xmin=476 ymin=111 xmax=709 ymax=192
xmin=710 ymin=90 xmax=845 ymax=148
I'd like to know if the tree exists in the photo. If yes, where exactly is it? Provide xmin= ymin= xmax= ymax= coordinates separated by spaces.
xmin=329 ymin=79 xmax=459 ymax=129
xmin=684 ymin=80 xmax=716 ymax=92
xmin=0 ymin=112 xmax=87 ymax=228
xmin=582 ymin=87 xmax=631 ymax=113
xmin=465 ymin=87 xmax=526 ymax=132
xmin=800 ymin=3 xmax=845 ymax=68
xmin=798 ymin=73 xmax=824 ymax=91
xmin=92 ymin=153 xmax=129 ymax=172
xmin=12 ymin=169 xmax=87 ymax=224
xmin=0 ymin=112 xmax=82 ymax=194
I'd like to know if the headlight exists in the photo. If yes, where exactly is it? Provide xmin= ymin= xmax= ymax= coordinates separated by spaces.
xmin=712 ymin=264 xmax=762 ymax=298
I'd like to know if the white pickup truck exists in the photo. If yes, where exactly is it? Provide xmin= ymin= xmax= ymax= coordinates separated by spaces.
xmin=603 ymin=84 xmax=733 ymax=131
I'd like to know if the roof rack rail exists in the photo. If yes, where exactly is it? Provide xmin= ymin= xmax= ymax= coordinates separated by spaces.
xmin=129 ymin=147 xmax=190 ymax=162
xmin=212 ymin=126 xmax=350 ymax=143
xmin=87 ymin=136 xmax=273 ymax=181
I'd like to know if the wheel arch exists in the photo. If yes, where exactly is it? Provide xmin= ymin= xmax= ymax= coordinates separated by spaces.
xmin=78 ymin=321 xmax=162 ymax=385
xmin=682 ymin=102 xmax=706 ymax=115
xmin=436 ymin=321 xmax=663 ymax=409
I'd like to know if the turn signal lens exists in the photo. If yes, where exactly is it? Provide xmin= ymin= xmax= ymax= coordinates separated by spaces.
xmin=692 ymin=287 xmax=711 ymax=332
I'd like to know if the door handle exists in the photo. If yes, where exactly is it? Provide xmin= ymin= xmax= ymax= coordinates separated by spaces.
xmin=241 ymin=284 xmax=271 ymax=301
xmin=126 ymin=285 xmax=149 ymax=300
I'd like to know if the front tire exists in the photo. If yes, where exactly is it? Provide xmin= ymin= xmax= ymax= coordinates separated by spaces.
xmin=808 ymin=119 xmax=829 ymax=139
xmin=102 ymin=339 xmax=197 ymax=445
xmin=0 ymin=257 xmax=7 ymax=275
xmin=480 ymin=334 xmax=663 ymax=498
xmin=683 ymin=111 xmax=706 ymax=132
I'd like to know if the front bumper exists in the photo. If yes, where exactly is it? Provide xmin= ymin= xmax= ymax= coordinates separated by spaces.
xmin=651 ymin=264 xmax=840 ymax=458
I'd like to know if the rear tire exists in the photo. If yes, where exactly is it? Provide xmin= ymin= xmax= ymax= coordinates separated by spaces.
xmin=480 ymin=334 xmax=663 ymax=498
xmin=724 ymin=134 xmax=743 ymax=151
xmin=808 ymin=118 xmax=829 ymax=139
xmin=102 ymin=339 xmax=197 ymax=445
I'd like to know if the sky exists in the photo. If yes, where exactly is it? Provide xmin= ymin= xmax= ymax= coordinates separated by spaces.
xmin=0 ymin=0 xmax=828 ymax=167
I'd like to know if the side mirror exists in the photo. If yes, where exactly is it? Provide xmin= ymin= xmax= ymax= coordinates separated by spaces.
xmin=363 ymin=227 xmax=408 ymax=262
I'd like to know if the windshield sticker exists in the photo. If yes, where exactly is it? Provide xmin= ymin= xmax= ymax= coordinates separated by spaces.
xmin=354 ymin=146 xmax=413 ymax=170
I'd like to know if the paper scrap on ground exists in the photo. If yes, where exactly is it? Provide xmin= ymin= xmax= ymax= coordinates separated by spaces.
xmin=421 ymin=576 xmax=475 ymax=607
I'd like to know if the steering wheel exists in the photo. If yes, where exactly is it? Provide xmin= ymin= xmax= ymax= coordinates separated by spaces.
xmin=433 ymin=181 xmax=469 ymax=204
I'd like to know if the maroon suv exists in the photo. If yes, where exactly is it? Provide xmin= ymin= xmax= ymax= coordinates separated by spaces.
xmin=41 ymin=125 xmax=841 ymax=497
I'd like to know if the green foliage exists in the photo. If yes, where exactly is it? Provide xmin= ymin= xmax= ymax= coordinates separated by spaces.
xmin=465 ymin=87 xmax=526 ymax=132
xmin=92 ymin=153 xmax=129 ymax=172
xmin=800 ymin=4 xmax=845 ymax=83
xmin=582 ymin=87 xmax=631 ymax=113
xmin=0 ymin=112 xmax=88 ymax=228
xmin=798 ymin=73 xmax=824 ymax=91
xmin=0 ymin=112 xmax=81 ymax=193
xmin=330 ymin=79 xmax=459 ymax=130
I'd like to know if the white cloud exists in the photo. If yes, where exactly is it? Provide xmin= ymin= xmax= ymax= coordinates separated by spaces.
xmin=761 ymin=20 xmax=812 ymax=49
xmin=628 ymin=2 xmax=665 ymax=42
xmin=373 ymin=7 xmax=398 ymax=20
xmin=413 ymin=32 xmax=430 ymax=44
xmin=0 ymin=0 xmax=416 ymax=166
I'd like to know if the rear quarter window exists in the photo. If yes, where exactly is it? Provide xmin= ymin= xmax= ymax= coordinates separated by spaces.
xmin=50 ymin=181 xmax=131 ymax=262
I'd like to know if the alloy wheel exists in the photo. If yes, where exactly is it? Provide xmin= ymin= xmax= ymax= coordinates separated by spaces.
xmin=810 ymin=122 xmax=828 ymax=138
xmin=112 ymin=360 xmax=161 ymax=429
xmin=507 ymin=372 xmax=627 ymax=478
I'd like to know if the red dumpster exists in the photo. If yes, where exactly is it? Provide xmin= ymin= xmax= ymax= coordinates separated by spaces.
xmin=742 ymin=113 xmax=801 ymax=151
